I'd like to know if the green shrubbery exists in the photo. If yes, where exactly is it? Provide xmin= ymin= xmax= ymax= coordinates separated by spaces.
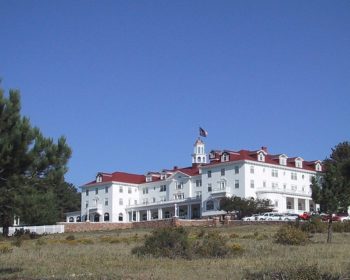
xmin=245 ymin=264 xmax=343 ymax=280
xmin=274 ymin=225 xmax=308 ymax=245
xmin=0 ymin=244 xmax=13 ymax=254
xmin=299 ymin=217 xmax=326 ymax=233
xmin=132 ymin=227 xmax=242 ymax=259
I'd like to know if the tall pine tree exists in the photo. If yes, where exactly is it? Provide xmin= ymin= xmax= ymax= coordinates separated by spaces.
xmin=0 ymin=86 xmax=71 ymax=236
xmin=311 ymin=141 xmax=350 ymax=243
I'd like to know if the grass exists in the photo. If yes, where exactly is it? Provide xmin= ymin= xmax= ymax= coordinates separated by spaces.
xmin=0 ymin=224 xmax=349 ymax=279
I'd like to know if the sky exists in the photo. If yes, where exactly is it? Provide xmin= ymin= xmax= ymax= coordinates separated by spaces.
xmin=1 ymin=0 xmax=349 ymax=188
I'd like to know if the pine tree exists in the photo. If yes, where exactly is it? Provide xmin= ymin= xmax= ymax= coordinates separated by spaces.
xmin=0 ymin=87 xmax=71 ymax=236
xmin=311 ymin=141 xmax=350 ymax=243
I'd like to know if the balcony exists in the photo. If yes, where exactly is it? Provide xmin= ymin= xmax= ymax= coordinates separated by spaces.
xmin=210 ymin=186 xmax=229 ymax=197
xmin=256 ymin=187 xmax=311 ymax=198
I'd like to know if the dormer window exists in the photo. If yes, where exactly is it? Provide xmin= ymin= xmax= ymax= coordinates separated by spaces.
xmin=258 ymin=152 xmax=265 ymax=162
xmin=96 ymin=174 xmax=102 ymax=183
xmin=315 ymin=163 xmax=322 ymax=172
xmin=221 ymin=153 xmax=229 ymax=162
xmin=279 ymin=155 xmax=287 ymax=166
xmin=146 ymin=175 xmax=152 ymax=182
xmin=295 ymin=157 xmax=303 ymax=168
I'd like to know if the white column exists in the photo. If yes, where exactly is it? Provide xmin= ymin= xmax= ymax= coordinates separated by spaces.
xmin=187 ymin=205 xmax=192 ymax=220
xmin=174 ymin=204 xmax=178 ymax=217
xmin=158 ymin=208 xmax=163 ymax=220
xmin=305 ymin=199 xmax=310 ymax=212
xmin=294 ymin=198 xmax=299 ymax=213
xmin=136 ymin=211 xmax=140 ymax=222
xmin=147 ymin=210 xmax=151 ymax=221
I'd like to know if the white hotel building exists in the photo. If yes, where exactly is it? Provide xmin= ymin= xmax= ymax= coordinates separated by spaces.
xmin=67 ymin=139 xmax=323 ymax=223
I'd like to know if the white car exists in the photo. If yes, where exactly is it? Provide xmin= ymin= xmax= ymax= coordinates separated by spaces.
xmin=257 ymin=212 xmax=285 ymax=221
xmin=242 ymin=214 xmax=259 ymax=221
xmin=282 ymin=213 xmax=300 ymax=221
xmin=340 ymin=215 xmax=350 ymax=222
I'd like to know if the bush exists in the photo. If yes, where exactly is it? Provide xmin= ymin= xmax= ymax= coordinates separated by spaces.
xmin=132 ymin=227 xmax=192 ymax=259
xmin=193 ymin=231 xmax=231 ymax=258
xmin=0 ymin=244 xmax=13 ymax=254
xmin=300 ymin=218 xmax=326 ymax=233
xmin=245 ymin=264 xmax=342 ymax=280
xmin=13 ymin=228 xmax=40 ymax=240
xmin=132 ymin=227 xmax=239 ymax=259
xmin=333 ymin=221 xmax=350 ymax=233
xmin=274 ymin=225 xmax=308 ymax=245
xmin=65 ymin=235 xmax=75 ymax=241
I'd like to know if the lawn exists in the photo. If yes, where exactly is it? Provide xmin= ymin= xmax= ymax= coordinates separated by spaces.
xmin=0 ymin=224 xmax=349 ymax=279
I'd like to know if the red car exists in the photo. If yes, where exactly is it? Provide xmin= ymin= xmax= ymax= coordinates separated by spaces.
xmin=299 ymin=212 xmax=311 ymax=220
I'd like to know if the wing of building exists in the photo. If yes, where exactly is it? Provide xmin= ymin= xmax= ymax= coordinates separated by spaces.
xmin=66 ymin=139 xmax=323 ymax=223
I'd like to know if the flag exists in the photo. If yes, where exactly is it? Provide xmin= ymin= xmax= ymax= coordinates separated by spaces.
xmin=199 ymin=127 xmax=208 ymax=137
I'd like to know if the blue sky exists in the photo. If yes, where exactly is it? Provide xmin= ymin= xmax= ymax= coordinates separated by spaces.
xmin=1 ymin=0 xmax=349 ymax=187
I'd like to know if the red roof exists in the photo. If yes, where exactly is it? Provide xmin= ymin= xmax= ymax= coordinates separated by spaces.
xmin=205 ymin=149 xmax=321 ymax=172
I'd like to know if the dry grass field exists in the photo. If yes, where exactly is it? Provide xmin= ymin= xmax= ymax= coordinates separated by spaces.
xmin=0 ymin=224 xmax=349 ymax=279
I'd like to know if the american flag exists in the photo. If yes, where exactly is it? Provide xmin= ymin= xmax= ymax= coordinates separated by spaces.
xmin=199 ymin=127 xmax=208 ymax=137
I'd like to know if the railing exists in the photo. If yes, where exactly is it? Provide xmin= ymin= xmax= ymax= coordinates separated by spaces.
xmin=0 ymin=225 xmax=64 ymax=236
xmin=256 ymin=187 xmax=311 ymax=197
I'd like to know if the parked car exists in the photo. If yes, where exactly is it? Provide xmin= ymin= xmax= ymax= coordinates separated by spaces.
xmin=299 ymin=212 xmax=311 ymax=220
xmin=341 ymin=216 xmax=350 ymax=222
xmin=257 ymin=212 xmax=285 ymax=221
xmin=283 ymin=213 xmax=299 ymax=221
xmin=321 ymin=213 xmax=342 ymax=222
xmin=242 ymin=214 xmax=259 ymax=221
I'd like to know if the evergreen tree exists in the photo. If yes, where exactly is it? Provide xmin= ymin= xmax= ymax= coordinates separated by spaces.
xmin=219 ymin=196 xmax=273 ymax=219
xmin=0 ymin=86 xmax=71 ymax=235
xmin=311 ymin=141 xmax=350 ymax=243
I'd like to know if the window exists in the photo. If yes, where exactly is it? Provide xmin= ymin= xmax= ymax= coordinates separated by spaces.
xmin=291 ymin=185 xmax=297 ymax=191
xmin=222 ymin=154 xmax=229 ymax=162
xmin=196 ymin=191 xmax=202 ymax=198
xmin=96 ymin=175 xmax=102 ymax=183
xmin=263 ymin=181 xmax=266 ymax=188
xmin=95 ymin=188 xmax=98 ymax=195
xmin=219 ymin=180 xmax=226 ymax=190
xmin=119 ymin=198 xmax=123 ymax=205
xmin=302 ymin=174 xmax=305 ymax=179
xmin=309 ymin=175 xmax=314 ymax=183
xmin=119 ymin=186 xmax=123 ymax=193
xmin=152 ymin=197 xmax=156 ymax=203
xmin=206 ymin=201 xmax=214 ymax=211
xmin=275 ymin=200 xmax=279 ymax=207
xmin=291 ymin=172 xmax=297 ymax=180
xmin=208 ymin=183 xmax=212 ymax=192
xmin=86 ymin=190 xmax=89 ymax=196
xmin=69 ymin=217 xmax=74 ymax=222
xmin=283 ymin=184 xmax=287 ymax=190
xmin=258 ymin=153 xmax=265 ymax=162
xmin=176 ymin=182 xmax=184 ymax=190
xmin=128 ymin=187 xmax=132 ymax=194
xmin=272 ymin=169 xmax=278 ymax=177
xmin=134 ymin=200 xmax=138 ymax=205
xmin=160 ymin=185 xmax=167 ymax=192
xmin=174 ymin=193 xmax=184 ymax=200
xmin=76 ymin=216 xmax=81 ymax=222
xmin=208 ymin=170 xmax=212 ymax=178
xmin=234 ymin=166 xmax=239 ymax=174
xmin=118 ymin=213 xmax=123 ymax=221
xmin=287 ymin=201 xmax=292 ymax=209
xmin=104 ymin=198 xmax=108 ymax=206
xmin=272 ymin=182 xmax=278 ymax=189
xmin=221 ymin=168 xmax=225 ymax=176
xmin=296 ymin=160 xmax=303 ymax=168
xmin=85 ymin=202 xmax=88 ymax=208
xmin=143 ymin=198 xmax=148 ymax=204
xmin=105 ymin=187 xmax=108 ymax=193
xmin=160 ymin=196 xmax=166 ymax=202
xmin=104 ymin=213 xmax=110 ymax=222
xmin=196 ymin=180 xmax=202 ymax=187
xmin=143 ymin=188 xmax=148 ymax=194
xmin=280 ymin=157 xmax=287 ymax=165
xmin=250 ymin=165 xmax=254 ymax=174
xmin=250 ymin=180 xmax=254 ymax=188
xmin=235 ymin=180 xmax=239 ymax=189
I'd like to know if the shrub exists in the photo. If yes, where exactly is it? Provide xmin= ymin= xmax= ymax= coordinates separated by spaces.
xmin=193 ymin=231 xmax=231 ymax=258
xmin=245 ymin=264 xmax=342 ymax=280
xmin=274 ymin=225 xmax=308 ymax=245
xmin=77 ymin=238 xmax=94 ymax=245
xmin=65 ymin=235 xmax=75 ymax=241
xmin=0 ymin=244 xmax=13 ymax=254
xmin=11 ymin=237 xmax=23 ymax=247
xmin=229 ymin=233 xmax=239 ymax=239
xmin=132 ymin=227 xmax=192 ymax=259
xmin=300 ymin=218 xmax=326 ymax=233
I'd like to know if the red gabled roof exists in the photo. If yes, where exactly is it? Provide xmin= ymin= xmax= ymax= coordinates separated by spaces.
xmin=85 ymin=171 xmax=146 ymax=185
xmin=206 ymin=148 xmax=321 ymax=172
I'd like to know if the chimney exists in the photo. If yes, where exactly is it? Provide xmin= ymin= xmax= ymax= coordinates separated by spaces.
xmin=261 ymin=146 xmax=268 ymax=153
xmin=173 ymin=166 xmax=178 ymax=170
